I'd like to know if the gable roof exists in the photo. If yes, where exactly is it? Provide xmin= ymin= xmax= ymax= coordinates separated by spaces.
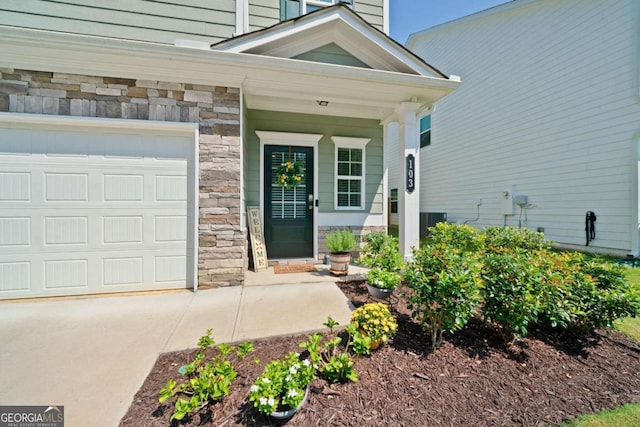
xmin=212 ymin=4 xmax=447 ymax=78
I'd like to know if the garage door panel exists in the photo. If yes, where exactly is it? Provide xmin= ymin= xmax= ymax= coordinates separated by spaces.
xmin=0 ymin=217 xmax=30 ymax=246
xmin=104 ymin=174 xmax=144 ymax=201
xmin=0 ymin=123 xmax=194 ymax=299
xmin=103 ymin=257 xmax=143 ymax=286
xmin=0 ymin=261 xmax=30 ymax=291
xmin=0 ymin=172 xmax=30 ymax=200
xmin=45 ymin=172 xmax=88 ymax=201
xmin=44 ymin=259 xmax=88 ymax=289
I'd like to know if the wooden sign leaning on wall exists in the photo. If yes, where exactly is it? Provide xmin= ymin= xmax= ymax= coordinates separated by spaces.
xmin=247 ymin=207 xmax=268 ymax=272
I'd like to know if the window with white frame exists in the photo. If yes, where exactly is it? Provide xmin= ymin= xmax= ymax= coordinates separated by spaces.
xmin=281 ymin=0 xmax=353 ymax=20
xmin=420 ymin=115 xmax=431 ymax=148
xmin=332 ymin=137 xmax=369 ymax=210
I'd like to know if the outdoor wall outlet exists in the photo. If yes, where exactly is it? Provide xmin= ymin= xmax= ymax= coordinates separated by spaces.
xmin=477 ymin=198 xmax=482 ymax=206
xmin=537 ymin=227 xmax=545 ymax=233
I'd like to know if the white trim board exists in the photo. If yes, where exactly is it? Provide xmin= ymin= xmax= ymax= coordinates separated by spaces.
xmin=256 ymin=131 xmax=322 ymax=259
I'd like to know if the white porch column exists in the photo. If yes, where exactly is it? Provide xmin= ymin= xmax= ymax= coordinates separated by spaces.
xmin=396 ymin=102 xmax=422 ymax=260
xmin=381 ymin=118 xmax=394 ymax=230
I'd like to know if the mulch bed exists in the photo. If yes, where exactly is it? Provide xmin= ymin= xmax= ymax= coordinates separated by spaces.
xmin=120 ymin=281 xmax=640 ymax=426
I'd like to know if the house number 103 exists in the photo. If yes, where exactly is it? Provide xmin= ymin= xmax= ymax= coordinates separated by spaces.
xmin=406 ymin=154 xmax=415 ymax=193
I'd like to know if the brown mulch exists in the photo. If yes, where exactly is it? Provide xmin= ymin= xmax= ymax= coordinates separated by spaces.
xmin=272 ymin=264 xmax=317 ymax=274
xmin=120 ymin=281 xmax=640 ymax=427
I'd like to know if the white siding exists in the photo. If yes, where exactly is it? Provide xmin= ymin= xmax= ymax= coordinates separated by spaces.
xmin=408 ymin=0 xmax=639 ymax=254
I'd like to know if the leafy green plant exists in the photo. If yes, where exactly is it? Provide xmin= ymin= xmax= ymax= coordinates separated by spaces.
xmin=481 ymin=250 xmax=546 ymax=339
xmin=483 ymin=226 xmax=549 ymax=252
xmin=325 ymin=229 xmax=357 ymax=254
xmin=248 ymin=351 xmax=316 ymax=415
xmin=323 ymin=316 xmax=340 ymax=333
xmin=405 ymin=244 xmax=483 ymax=349
xmin=424 ymin=222 xmax=484 ymax=253
xmin=320 ymin=352 xmax=358 ymax=383
xmin=299 ymin=318 xmax=359 ymax=384
xmin=345 ymin=323 xmax=372 ymax=357
xmin=359 ymin=232 xmax=404 ymax=271
xmin=367 ymin=268 xmax=401 ymax=290
xmin=159 ymin=329 xmax=254 ymax=421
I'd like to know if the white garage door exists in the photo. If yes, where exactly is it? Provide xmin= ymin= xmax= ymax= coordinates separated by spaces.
xmin=0 ymin=119 xmax=196 ymax=299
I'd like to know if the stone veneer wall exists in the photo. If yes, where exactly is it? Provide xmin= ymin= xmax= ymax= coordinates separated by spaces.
xmin=318 ymin=225 xmax=386 ymax=260
xmin=0 ymin=68 xmax=246 ymax=287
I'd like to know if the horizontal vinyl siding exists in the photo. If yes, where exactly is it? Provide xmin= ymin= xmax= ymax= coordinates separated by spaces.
xmin=0 ymin=0 xmax=236 ymax=44
xmin=247 ymin=0 xmax=384 ymax=32
xmin=411 ymin=0 xmax=638 ymax=253
xmin=246 ymin=110 xmax=383 ymax=216
xmin=248 ymin=0 xmax=279 ymax=31
xmin=353 ymin=0 xmax=384 ymax=31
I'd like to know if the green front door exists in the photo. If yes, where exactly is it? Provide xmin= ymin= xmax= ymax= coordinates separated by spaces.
xmin=264 ymin=145 xmax=314 ymax=258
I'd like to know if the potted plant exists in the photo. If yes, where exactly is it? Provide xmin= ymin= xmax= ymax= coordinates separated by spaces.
xmin=325 ymin=229 xmax=357 ymax=276
xmin=350 ymin=302 xmax=398 ymax=350
xmin=248 ymin=352 xmax=316 ymax=420
xmin=366 ymin=268 xmax=401 ymax=299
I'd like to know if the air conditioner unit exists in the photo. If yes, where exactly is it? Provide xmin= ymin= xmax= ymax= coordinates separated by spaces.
xmin=420 ymin=212 xmax=447 ymax=239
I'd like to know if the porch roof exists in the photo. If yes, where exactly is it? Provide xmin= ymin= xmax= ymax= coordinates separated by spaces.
xmin=0 ymin=19 xmax=460 ymax=120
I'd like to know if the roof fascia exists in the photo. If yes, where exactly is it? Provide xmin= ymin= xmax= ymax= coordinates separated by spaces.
xmin=0 ymin=25 xmax=457 ymax=92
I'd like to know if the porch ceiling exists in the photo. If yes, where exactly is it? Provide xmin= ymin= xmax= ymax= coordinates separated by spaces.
xmin=241 ymin=61 xmax=458 ymax=119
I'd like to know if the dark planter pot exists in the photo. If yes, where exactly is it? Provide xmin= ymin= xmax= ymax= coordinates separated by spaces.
xmin=270 ymin=386 xmax=309 ymax=420
xmin=366 ymin=283 xmax=393 ymax=300
xmin=329 ymin=252 xmax=351 ymax=276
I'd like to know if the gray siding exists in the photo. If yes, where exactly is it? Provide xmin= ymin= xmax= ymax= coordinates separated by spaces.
xmin=248 ymin=0 xmax=384 ymax=32
xmin=246 ymin=109 xmax=383 ymax=215
xmin=408 ymin=0 xmax=638 ymax=254
xmin=0 ymin=0 xmax=236 ymax=44
xmin=293 ymin=43 xmax=371 ymax=68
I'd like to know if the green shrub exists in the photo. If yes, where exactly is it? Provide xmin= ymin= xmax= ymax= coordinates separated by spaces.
xmin=563 ymin=256 xmax=640 ymax=329
xmin=405 ymin=244 xmax=483 ymax=349
xmin=483 ymin=226 xmax=549 ymax=252
xmin=360 ymin=232 xmax=404 ymax=271
xmin=367 ymin=268 xmax=401 ymax=290
xmin=481 ymin=249 xmax=546 ymax=339
xmin=424 ymin=222 xmax=484 ymax=253
xmin=325 ymin=229 xmax=357 ymax=254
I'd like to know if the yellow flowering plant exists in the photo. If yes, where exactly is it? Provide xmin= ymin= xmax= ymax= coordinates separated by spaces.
xmin=275 ymin=160 xmax=304 ymax=188
xmin=350 ymin=303 xmax=398 ymax=344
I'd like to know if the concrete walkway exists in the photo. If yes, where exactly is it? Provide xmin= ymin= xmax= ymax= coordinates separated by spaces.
xmin=0 ymin=264 xmax=365 ymax=427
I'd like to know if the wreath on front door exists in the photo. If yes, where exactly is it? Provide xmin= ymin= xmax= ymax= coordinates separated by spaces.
xmin=275 ymin=160 xmax=304 ymax=188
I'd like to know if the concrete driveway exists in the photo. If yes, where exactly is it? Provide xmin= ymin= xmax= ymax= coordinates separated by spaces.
xmin=0 ymin=268 xmax=358 ymax=426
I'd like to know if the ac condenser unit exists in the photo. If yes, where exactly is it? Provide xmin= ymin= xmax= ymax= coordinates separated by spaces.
xmin=420 ymin=212 xmax=447 ymax=239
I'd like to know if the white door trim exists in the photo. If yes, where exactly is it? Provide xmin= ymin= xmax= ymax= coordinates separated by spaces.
xmin=256 ymin=131 xmax=322 ymax=259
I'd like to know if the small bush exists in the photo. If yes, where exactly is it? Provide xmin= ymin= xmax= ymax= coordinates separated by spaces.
xmin=483 ymin=226 xmax=550 ymax=252
xmin=481 ymin=250 xmax=548 ymax=339
xmin=424 ymin=223 xmax=484 ymax=253
xmin=360 ymin=232 xmax=403 ymax=271
xmin=405 ymin=244 xmax=483 ymax=349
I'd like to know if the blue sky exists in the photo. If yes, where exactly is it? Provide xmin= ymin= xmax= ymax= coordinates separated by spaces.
xmin=389 ymin=0 xmax=511 ymax=44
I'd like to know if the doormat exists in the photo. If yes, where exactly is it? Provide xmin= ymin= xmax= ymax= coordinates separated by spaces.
xmin=273 ymin=264 xmax=317 ymax=274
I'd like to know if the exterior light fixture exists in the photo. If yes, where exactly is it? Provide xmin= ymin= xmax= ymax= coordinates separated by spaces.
xmin=316 ymin=100 xmax=329 ymax=106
